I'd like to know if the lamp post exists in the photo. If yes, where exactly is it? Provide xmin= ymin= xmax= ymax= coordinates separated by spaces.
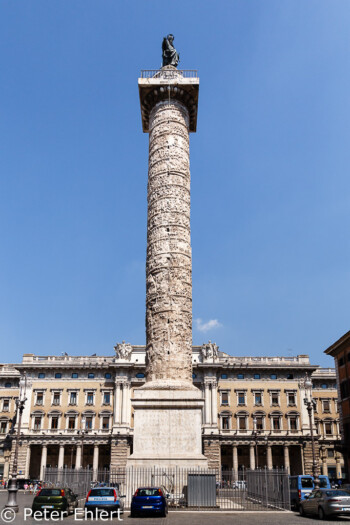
xmin=5 ymin=373 xmax=27 ymax=512
xmin=303 ymin=374 xmax=320 ymax=489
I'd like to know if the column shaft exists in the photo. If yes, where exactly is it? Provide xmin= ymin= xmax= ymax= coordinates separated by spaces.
xmin=76 ymin=445 xmax=82 ymax=469
xmin=40 ymin=445 xmax=47 ymax=481
xmin=267 ymin=445 xmax=273 ymax=470
xmin=233 ymin=445 xmax=238 ymax=480
xmin=284 ymin=445 xmax=290 ymax=473
xmin=146 ymin=99 xmax=192 ymax=384
xmin=93 ymin=445 xmax=99 ymax=481
xmin=211 ymin=383 xmax=217 ymax=426
xmin=204 ymin=383 xmax=210 ymax=424
xmin=58 ymin=445 xmax=65 ymax=469
xmin=114 ymin=383 xmax=121 ymax=424
xmin=249 ymin=444 xmax=255 ymax=470
xmin=25 ymin=445 xmax=31 ymax=478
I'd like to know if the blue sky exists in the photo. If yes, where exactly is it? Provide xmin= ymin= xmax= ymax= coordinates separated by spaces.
xmin=1 ymin=1 xmax=349 ymax=367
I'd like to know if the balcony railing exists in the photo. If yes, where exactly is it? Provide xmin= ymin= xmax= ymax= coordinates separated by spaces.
xmin=140 ymin=69 xmax=198 ymax=79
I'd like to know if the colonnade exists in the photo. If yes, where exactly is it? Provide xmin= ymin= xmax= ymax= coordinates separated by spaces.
xmin=37 ymin=443 xmax=101 ymax=480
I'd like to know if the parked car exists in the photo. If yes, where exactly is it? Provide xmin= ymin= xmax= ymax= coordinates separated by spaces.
xmin=32 ymin=487 xmax=78 ymax=515
xmin=289 ymin=475 xmax=331 ymax=509
xmin=130 ymin=487 xmax=168 ymax=517
xmin=299 ymin=488 xmax=350 ymax=520
xmin=85 ymin=487 xmax=124 ymax=515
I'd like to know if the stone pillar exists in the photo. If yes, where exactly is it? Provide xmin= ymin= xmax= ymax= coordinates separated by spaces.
xmin=267 ymin=444 xmax=273 ymax=470
xmin=249 ymin=443 xmax=255 ymax=470
xmin=121 ymin=383 xmax=129 ymax=424
xmin=203 ymin=439 xmax=220 ymax=470
xmin=3 ymin=454 xmax=10 ymax=481
xmin=284 ymin=444 xmax=290 ymax=473
xmin=114 ymin=382 xmax=121 ymax=424
xmin=211 ymin=382 xmax=218 ymax=426
xmin=76 ymin=445 xmax=82 ymax=469
xmin=25 ymin=445 xmax=31 ymax=478
xmin=233 ymin=445 xmax=238 ymax=480
xmin=40 ymin=445 xmax=47 ymax=481
xmin=204 ymin=382 xmax=211 ymax=424
xmin=110 ymin=438 xmax=129 ymax=469
xmin=145 ymin=82 xmax=194 ymax=386
xmin=93 ymin=445 xmax=99 ymax=481
xmin=336 ymin=453 xmax=342 ymax=479
xmin=58 ymin=445 xmax=64 ymax=469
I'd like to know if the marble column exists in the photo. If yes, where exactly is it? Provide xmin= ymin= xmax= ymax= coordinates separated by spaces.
xmin=283 ymin=444 xmax=290 ymax=473
xmin=126 ymin=383 xmax=132 ymax=426
xmin=40 ymin=445 xmax=47 ymax=480
xmin=3 ymin=457 xmax=9 ymax=480
xmin=233 ymin=445 xmax=238 ymax=480
xmin=93 ymin=445 xmax=99 ymax=481
xmin=114 ymin=382 xmax=121 ymax=424
xmin=25 ymin=444 xmax=31 ymax=478
xmin=211 ymin=382 xmax=218 ymax=426
xmin=249 ymin=443 xmax=255 ymax=470
xmin=122 ymin=383 xmax=129 ymax=424
xmin=336 ymin=453 xmax=342 ymax=479
xmin=267 ymin=444 xmax=273 ymax=470
xmin=204 ymin=382 xmax=210 ymax=424
xmin=75 ymin=445 xmax=82 ymax=469
xmin=58 ymin=445 xmax=64 ymax=469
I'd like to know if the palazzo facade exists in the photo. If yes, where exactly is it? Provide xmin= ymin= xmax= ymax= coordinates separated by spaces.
xmin=0 ymin=343 xmax=344 ymax=480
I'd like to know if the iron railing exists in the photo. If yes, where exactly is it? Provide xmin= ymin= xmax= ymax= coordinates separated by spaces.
xmin=43 ymin=467 xmax=290 ymax=511
xmin=140 ymin=70 xmax=198 ymax=79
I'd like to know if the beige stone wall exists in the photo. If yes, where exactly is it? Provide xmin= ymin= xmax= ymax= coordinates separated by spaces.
xmin=146 ymin=100 xmax=193 ymax=384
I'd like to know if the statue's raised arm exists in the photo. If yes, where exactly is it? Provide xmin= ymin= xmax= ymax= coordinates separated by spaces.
xmin=162 ymin=34 xmax=180 ymax=68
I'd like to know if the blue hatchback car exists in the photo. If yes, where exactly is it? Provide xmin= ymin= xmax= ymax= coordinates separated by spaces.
xmin=130 ymin=487 xmax=168 ymax=517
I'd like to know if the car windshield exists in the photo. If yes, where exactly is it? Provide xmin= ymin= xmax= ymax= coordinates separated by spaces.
xmin=39 ymin=489 xmax=62 ymax=496
xmin=319 ymin=479 xmax=328 ymax=488
xmin=325 ymin=490 xmax=350 ymax=497
xmin=90 ymin=489 xmax=115 ymax=497
xmin=301 ymin=478 xmax=313 ymax=488
xmin=137 ymin=489 xmax=161 ymax=497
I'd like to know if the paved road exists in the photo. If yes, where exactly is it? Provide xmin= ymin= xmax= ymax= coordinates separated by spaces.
xmin=0 ymin=493 xmax=349 ymax=525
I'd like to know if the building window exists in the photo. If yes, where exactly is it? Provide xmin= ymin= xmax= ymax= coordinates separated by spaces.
xmin=88 ymin=373 xmax=95 ymax=379
xmin=2 ymin=400 xmax=9 ymax=412
xmin=220 ymin=392 xmax=229 ymax=406
xmin=322 ymin=400 xmax=331 ymax=413
xmin=51 ymin=417 xmax=59 ymax=430
xmin=327 ymin=449 xmax=334 ymax=458
xmin=339 ymin=357 xmax=344 ymax=367
xmin=287 ymin=373 xmax=294 ymax=380
xmin=105 ymin=373 xmax=112 ymax=380
xmin=254 ymin=393 xmax=262 ymax=406
xmin=324 ymin=422 xmax=333 ymax=435
xmin=69 ymin=392 xmax=77 ymax=405
xmin=68 ymin=417 xmax=75 ymax=430
xmin=289 ymin=416 xmax=298 ymax=430
xmin=52 ymin=393 xmax=61 ymax=406
xmin=270 ymin=374 xmax=277 ymax=380
xmin=38 ymin=373 xmax=45 ymax=379
xmin=237 ymin=374 xmax=244 ymax=380
xmin=86 ymin=392 xmax=94 ymax=405
xmin=255 ymin=416 xmax=264 ymax=430
xmin=102 ymin=417 xmax=110 ymax=430
xmin=221 ymin=374 xmax=228 ymax=379
xmin=271 ymin=416 xmax=281 ymax=430
xmin=321 ymin=384 xmax=328 ymax=389
xmin=136 ymin=373 xmax=145 ymax=379
xmin=287 ymin=392 xmax=296 ymax=406
xmin=55 ymin=373 xmax=62 ymax=379
xmin=4 ymin=383 xmax=11 ymax=388
xmin=0 ymin=422 xmax=7 ymax=434
xmin=221 ymin=416 xmax=230 ymax=430
xmin=85 ymin=416 xmax=93 ymax=430
xmin=237 ymin=392 xmax=246 ymax=406
xmin=71 ymin=373 xmax=79 ymax=379
xmin=254 ymin=374 xmax=260 ymax=380
xmin=36 ymin=393 xmax=44 ymax=406
xmin=192 ymin=373 xmax=197 ymax=379
xmin=238 ymin=416 xmax=247 ymax=430
xmin=103 ymin=392 xmax=111 ymax=405
xmin=270 ymin=392 xmax=280 ymax=406
xmin=34 ymin=417 xmax=42 ymax=430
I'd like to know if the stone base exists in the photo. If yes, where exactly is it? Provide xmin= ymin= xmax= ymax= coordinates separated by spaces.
xmin=127 ymin=386 xmax=208 ymax=469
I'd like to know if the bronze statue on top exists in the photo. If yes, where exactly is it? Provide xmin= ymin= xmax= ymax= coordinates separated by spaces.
xmin=162 ymin=34 xmax=180 ymax=68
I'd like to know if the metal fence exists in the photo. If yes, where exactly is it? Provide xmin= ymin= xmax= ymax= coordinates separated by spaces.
xmin=140 ymin=69 xmax=198 ymax=79
xmin=43 ymin=467 xmax=290 ymax=511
